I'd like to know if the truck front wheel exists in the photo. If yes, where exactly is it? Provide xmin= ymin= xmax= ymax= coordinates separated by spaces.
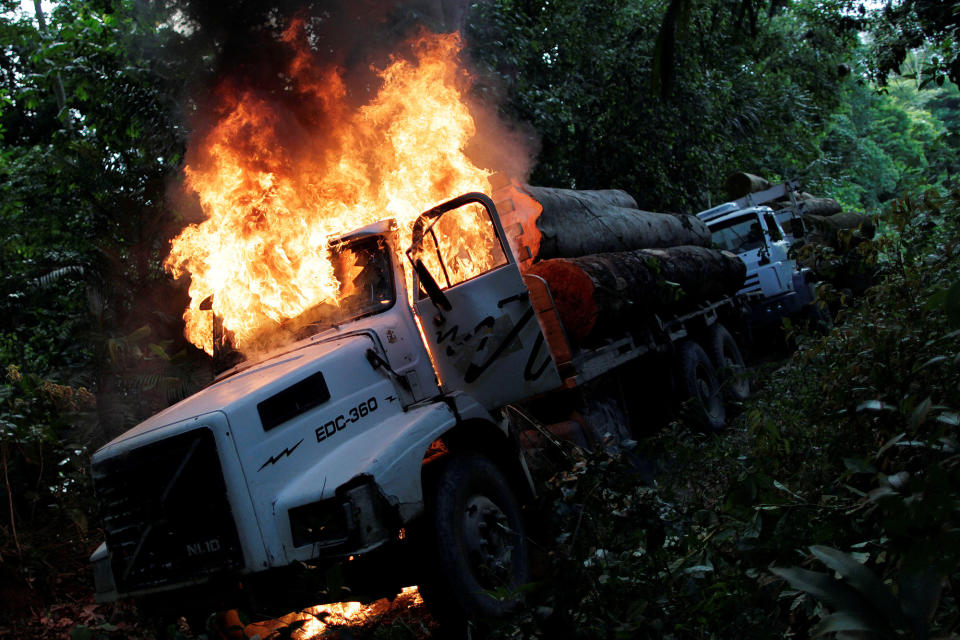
xmin=421 ymin=452 xmax=530 ymax=626
xmin=677 ymin=340 xmax=726 ymax=432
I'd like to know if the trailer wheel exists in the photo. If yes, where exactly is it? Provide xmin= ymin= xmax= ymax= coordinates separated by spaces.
xmin=421 ymin=452 xmax=530 ymax=626
xmin=677 ymin=340 xmax=726 ymax=432
xmin=707 ymin=323 xmax=750 ymax=402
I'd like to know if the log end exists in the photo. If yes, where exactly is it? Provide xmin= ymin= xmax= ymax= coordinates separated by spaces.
xmin=527 ymin=259 xmax=598 ymax=343
xmin=725 ymin=172 xmax=771 ymax=200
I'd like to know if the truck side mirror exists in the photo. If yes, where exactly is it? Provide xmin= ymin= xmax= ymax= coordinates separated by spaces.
xmin=414 ymin=259 xmax=452 ymax=312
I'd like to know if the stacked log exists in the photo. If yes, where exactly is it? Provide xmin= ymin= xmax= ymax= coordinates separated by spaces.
xmin=522 ymin=185 xmax=711 ymax=259
xmin=489 ymin=179 xmax=747 ymax=344
xmin=723 ymin=172 xmax=874 ymax=245
xmin=804 ymin=211 xmax=876 ymax=242
xmin=528 ymin=246 xmax=746 ymax=343
xmin=797 ymin=197 xmax=842 ymax=218
xmin=725 ymin=172 xmax=771 ymax=200
xmin=493 ymin=180 xmax=711 ymax=263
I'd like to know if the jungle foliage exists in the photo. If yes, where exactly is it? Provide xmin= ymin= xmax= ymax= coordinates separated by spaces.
xmin=466 ymin=0 xmax=960 ymax=212
xmin=0 ymin=0 xmax=959 ymax=638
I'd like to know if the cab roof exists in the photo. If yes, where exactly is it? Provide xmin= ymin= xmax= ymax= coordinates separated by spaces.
xmin=702 ymin=206 xmax=774 ymax=229
xmin=330 ymin=218 xmax=396 ymax=245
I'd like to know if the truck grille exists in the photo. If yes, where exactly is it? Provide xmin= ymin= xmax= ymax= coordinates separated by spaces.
xmin=92 ymin=427 xmax=243 ymax=592
xmin=739 ymin=273 xmax=761 ymax=294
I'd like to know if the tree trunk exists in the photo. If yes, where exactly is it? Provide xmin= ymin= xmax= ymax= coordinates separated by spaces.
xmin=725 ymin=172 xmax=770 ymax=199
xmin=527 ymin=246 xmax=746 ymax=342
xmin=804 ymin=210 xmax=873 ymax=233
xmin=802 ymin=211 xmax=876 ymax=250
xmin=518 ymin=185 xmax=711 ymax=260
xmin=523 ymin=185 xmax=641 ymax=212
xmin=798 ymin=197 xmax=842 ymax=217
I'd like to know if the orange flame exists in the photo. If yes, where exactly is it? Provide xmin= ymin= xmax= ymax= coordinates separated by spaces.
xmin=165 ymin=24 xmax=492 ymax=354
xmin=243 ymin=586 xmax=425 ymax=639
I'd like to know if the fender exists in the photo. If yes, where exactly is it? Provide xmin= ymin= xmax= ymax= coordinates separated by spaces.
xmin=272 ymin=393 xmax=497 ymax=564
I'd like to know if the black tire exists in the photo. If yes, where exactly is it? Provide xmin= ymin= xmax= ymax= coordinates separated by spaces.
xmin=707 ymin=323 xmax=750 ymax=402
xmin=676 ymin=340 xmax=726 ymax=432
xmin=421 ymin=453 xmax=530 ymax=626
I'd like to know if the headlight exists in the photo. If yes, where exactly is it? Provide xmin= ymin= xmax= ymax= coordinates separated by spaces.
xmin=289 ymin=479 xmax=391 ymax=550
xmin=289 ymin=498 xmax=351 ymax=548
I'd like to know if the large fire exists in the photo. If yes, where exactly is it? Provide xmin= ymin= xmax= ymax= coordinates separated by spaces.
xmin=165 ymin=23 xmax=492 ymax=355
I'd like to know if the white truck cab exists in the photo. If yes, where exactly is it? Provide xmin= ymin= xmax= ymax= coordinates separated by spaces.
xmin=90 ymin=195 xmax=565 ymax=627
xmin=698 ymin=203 xmax=815 ymax=327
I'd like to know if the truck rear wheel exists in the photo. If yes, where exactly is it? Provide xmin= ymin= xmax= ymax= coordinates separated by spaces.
xmin=677 ymin=340 xmax=726 ymax=432
xmin=707 ymin=323 xmax=750 ymax=402
xmin=421 ymin=452 xmax=530 ymax=627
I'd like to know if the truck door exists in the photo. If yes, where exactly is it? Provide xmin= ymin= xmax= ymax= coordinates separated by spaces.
xmin=407 ymin=193 xmax=563 ymax=409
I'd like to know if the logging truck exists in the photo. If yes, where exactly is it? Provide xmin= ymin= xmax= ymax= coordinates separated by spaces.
xmin=89 ymin=192 xmax=753 ymax=630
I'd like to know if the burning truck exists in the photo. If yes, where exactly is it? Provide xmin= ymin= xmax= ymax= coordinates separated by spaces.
xmin=88 ymin=27 xmax=755 ymax=631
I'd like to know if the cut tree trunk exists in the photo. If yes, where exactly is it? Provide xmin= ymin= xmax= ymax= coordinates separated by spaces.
xmin=804 ymin=210 xmax=872 ymax=234
xmin=803 ymin=211 xmax=876 ymax=249
xmin=725 ymin=172 xmax=771 ymax=200
xmin=523 ymin=185 xmax=640 ymax=212
xmin=798 ymin=197 xmax=842 ymax=217
xmin=520 ymin=185 xmax=711 ymax=260
xmin=527 ymin=246 xmax=746 ymax=342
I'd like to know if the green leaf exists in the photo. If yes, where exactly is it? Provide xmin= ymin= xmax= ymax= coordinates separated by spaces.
xmin=898 ymin=567 xmax=942 ymax=639
xmin=148 ymin=343 xmax=171 ymax=360
xmin=811 ymin=611 xmax=888 ymax=637
xmin=857 ymin=400 xmax=896 ymax=412
xmin=769 ymin=566 xmax=872 ymax=614
xmin=913 ymin=356 xmax=948 ymax=372
xmin=944 ymin=280 xmax=960 ymax=328
xmin=809 ymin=546 xmax=905 ymax=627
xmin=935 ymin=412 xmax=960 ymax=426
xmin=876 ymin=433 xmax=907 ymax=458
xmin=773 ymin=479 xmax=803 ymax=500
xmin=126 ymin=325 xmax=151 ymax=342
xmin=910 ymin=397 xmax=933 ymax=430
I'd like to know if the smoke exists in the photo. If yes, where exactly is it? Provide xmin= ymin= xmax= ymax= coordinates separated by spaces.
xmin=172 ymin=0 xmax=534 ymax=181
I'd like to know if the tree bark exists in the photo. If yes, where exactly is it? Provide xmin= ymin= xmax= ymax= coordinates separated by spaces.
xmin=523 ymin=184 xmax=641 ymax=212
xmin=802 ymin=211 xmax=876 ymax=250
xmin=725 ymin=172 xmax=770 ymax=199
xmin=519 ymin=185 xmax=711 ymax=260
xmin=797 ymin=197 xmax=842 ymax=217
xmin=527 ymin=246 xmax=746 ymax=343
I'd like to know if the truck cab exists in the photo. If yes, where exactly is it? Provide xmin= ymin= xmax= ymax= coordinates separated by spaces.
xmin=89 ymin=197 xmax=560 ymax=627
xmin=700 ymin=205 xmax=814 ymax=327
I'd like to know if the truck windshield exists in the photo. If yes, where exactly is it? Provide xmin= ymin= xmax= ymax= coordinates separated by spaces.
xmin=270 ymin=235 xmax=395 ymax=342
xmin=710 ymin=216 xmax=766 ymax=254
xmin=209 ymin=235 xmax=394 ymax=373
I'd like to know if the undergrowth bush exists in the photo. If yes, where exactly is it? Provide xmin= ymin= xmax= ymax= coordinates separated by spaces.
xmin=496 ymin=184 xmax=960 ymax=638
